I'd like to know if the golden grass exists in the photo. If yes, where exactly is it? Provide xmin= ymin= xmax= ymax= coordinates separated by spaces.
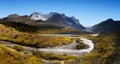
xmin=0 ymin=24 xmax=72 ymax=48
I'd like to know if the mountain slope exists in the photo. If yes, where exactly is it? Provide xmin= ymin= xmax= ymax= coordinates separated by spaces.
xmin=84 ymin=19 xmax=120 ymax=33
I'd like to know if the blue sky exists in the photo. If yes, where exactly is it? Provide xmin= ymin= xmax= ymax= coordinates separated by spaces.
xmin=0 ymin=0 xmax=120 ymax=26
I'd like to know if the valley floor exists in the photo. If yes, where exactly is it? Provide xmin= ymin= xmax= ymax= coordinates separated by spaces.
xmin=39 ymin=37 xmax=94 ymax=56
xmin=0 ymin=37 xmax=94 ymax=56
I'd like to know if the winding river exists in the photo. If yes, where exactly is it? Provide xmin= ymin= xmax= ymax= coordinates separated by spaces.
xmin=39 ymin=37 xmax=94 ymax=56
xmin=0 ymin=34 xmax=95 ymax=56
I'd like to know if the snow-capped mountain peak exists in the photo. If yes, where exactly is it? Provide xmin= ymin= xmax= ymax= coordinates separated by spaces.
xmin=30 ymin=12 xmax=80 ymax=24
xmin=30 ymin=12 xmax=51 ymax=21
xmin=29 ymin=12 xmax=85 ymax=30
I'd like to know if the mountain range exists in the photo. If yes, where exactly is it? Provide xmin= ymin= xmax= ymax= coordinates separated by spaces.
xmin=0 ymin=12 xmax=120 ymax=33
xmin=30 ymin=12 xmax=85 ymax=30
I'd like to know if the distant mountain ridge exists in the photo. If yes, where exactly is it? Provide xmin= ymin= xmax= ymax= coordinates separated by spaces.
xmin=1 ymin=12 xmax=85 ymax=30
xmin=29 ymin=12 xmax=85 ymax=30
xmin=84 ymin=18 xmax=120 ymax=33
xmin=1 ymin=12 xmax=120 ymax=33
xmin=0 ymin=12 xmax=86 ymax=33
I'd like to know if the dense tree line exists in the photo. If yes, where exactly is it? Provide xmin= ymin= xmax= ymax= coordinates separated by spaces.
xmin=0 ymin=20 xmax=64 ymax=33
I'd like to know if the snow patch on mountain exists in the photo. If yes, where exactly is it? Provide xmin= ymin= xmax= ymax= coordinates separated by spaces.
xmin=30 ymin=12 xmax=51 ymax=21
